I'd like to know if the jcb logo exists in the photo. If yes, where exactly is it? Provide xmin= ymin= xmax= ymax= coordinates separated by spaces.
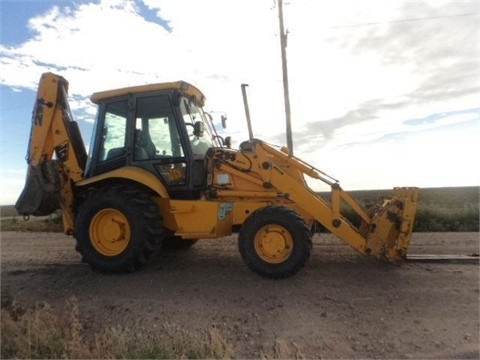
xmin=55 ymin=141 xmax=69 ymax=162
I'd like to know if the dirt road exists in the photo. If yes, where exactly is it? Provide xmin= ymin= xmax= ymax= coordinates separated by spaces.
xmin=1 ymin=231 xmax=479 ymax=359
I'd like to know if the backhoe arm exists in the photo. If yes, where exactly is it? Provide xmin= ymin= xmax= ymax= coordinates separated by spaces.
xmin=15 ymin=72 xmax=87 ymax=233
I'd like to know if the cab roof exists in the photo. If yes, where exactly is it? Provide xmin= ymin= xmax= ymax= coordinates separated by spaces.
xmin=90 ymin=81 xmax=206 ymax=107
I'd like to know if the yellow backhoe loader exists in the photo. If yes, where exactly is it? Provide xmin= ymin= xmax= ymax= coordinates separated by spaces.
xmin=16 ymin=72 xmax=418 ymax=278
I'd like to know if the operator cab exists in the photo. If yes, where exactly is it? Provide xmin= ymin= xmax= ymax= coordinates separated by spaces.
xmin=86 ymin=81 xmax=221 ymax=199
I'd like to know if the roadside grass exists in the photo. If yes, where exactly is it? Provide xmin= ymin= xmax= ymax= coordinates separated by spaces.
xmin=0 ymin=206 xmax=63 ymax=232
xmin=1 ymin=186 xmax=478 ymax=233
xmin=319 ymin=186 xmax=479 ymax=232
xmin=1 ymin=297 xmax=233 ymax=359
xmin=414 ymin=203 xmax=479 ymax=232
xmin=0 ymin=216 xmax=63 ymax=232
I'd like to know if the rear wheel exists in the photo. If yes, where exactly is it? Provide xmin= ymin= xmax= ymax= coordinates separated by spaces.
xmin=238 ymin=206 xmax=312 ymax=279
xmin=75 ymin=185 xmax=163 ymax=273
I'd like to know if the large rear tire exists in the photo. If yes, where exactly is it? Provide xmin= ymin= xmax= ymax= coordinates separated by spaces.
xmin=238 ymin=206 xmax=312 ymax=279
xmin=75 ymin=185 xmax=163 ymax=273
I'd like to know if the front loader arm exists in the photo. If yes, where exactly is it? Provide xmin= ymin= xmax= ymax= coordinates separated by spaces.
xmin=15 ymin=72 xmax=87 ymax=233
xmin=246 ymin=140 xmax=419 ymax=262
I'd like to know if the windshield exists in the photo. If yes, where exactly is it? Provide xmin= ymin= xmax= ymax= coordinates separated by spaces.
xmin=180 ymin=97 xmax=219 ymax=158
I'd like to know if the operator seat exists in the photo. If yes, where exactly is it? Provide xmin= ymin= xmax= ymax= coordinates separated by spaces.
xmin=142 ymin=130 xmax=157 ymax=158
xmin=134 ymin=130 xmax=150 ymax=160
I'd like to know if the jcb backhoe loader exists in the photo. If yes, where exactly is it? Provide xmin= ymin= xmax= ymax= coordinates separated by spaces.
xmin=16 ymin=72 xmax=418 ymax=278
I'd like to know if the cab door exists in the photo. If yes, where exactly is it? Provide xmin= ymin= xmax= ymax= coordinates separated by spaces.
xmin=131 ymin=94 xmax=193 ymax=197
xmin=87 ymin=99 xmax=129 ymax=176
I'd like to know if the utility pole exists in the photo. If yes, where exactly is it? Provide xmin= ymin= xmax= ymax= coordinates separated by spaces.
xmin=277 ymin=0 xmax=293 ymax=155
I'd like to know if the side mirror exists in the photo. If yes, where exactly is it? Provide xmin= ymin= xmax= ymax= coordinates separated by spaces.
xmin=224 ymin=136 xmax=232 ymax=149
xmin=221 ymin=115 xmax=227 ymax=129
xmin=193 ymin=121 xmax=204 ymax=137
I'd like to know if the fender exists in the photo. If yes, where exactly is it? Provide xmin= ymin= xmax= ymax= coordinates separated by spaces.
xmin=76 ymin=166 xmax=169 ymax=198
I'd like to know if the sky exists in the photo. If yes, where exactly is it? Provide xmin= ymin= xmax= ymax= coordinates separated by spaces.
xmin=0 ymin=0 xmax=479 ymax=205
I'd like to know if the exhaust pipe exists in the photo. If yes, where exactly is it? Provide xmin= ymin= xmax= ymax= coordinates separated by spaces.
xmin=241 ymin=84 xmax=254 ymax=142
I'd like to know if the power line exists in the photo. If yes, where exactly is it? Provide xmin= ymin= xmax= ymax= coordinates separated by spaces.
xmin=332 ymin=13 xmax=476 ymax=29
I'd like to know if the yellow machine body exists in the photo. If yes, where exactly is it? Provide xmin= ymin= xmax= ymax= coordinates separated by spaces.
xmin=16 ymin=72 xmax=419 ymax=277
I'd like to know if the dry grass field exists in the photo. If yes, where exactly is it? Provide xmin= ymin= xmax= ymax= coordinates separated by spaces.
xmin=1 ymin=231 xmax=479 ymax=359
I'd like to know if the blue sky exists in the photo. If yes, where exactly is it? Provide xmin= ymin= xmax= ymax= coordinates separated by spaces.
xmin=1 ymin=0 xmax=479 ymax=205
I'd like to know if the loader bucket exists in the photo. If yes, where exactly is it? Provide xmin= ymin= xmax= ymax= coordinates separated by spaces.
xmin=362 ymin=187 xmax=419 ymax=262
xmin=15 ymin=160 xmax=62 ymax=217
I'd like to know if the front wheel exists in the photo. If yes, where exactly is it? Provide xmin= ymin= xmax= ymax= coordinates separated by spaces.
xmin=74 ymin=185 xmax=163 ymax=273
xmin=238 ymin=206 xmax=312 ymax=279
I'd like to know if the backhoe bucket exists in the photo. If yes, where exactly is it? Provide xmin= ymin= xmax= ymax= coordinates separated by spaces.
xmin=15 ymin=160 xmax=62 ymax=217
xmin=362 ymin=187 xmax=419 ymax=262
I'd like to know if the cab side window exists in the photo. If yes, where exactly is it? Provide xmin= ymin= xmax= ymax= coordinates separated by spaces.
xmin=134 ymin=96 xmax=185 ymax=160
xmin=98 ymin=101 xmax=128 ymax=162
xmin=135 ymin=95 xmax=187 ymax=186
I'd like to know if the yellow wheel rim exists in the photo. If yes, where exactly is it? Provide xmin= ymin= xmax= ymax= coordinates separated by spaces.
xmin=89 ymin=208 xmax=131 ymax=256
xmin=254 ymin=224 xmax=293 ymax=264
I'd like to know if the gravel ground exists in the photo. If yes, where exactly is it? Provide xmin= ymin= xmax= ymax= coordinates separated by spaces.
xmin=1 ymin=231 xmax=479 ymax=359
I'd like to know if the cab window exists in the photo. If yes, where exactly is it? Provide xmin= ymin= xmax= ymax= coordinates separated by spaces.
xmin=134 ymin=96 xmax=185 ymax=161
xmin=98 ymin=101 xmax=128 ymax=162
xmin=179 ymin=97 xmax=214 ymax=158
xmin=134 ymin=95 xmax=187 ymax=186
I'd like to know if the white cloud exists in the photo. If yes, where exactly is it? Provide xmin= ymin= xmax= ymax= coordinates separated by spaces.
xmin=0 ymin=0 xmax=478 ymax=194
xmin=0 ymin=169 xmax=27 ymax=206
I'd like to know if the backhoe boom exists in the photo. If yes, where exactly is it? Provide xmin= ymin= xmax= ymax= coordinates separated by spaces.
xmin=15 ymin=73 xmax=87 ymax=232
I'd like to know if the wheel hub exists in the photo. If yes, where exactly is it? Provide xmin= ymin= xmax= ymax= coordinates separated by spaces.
xmin=254 ymin=224 xmax=293 ymax=264
xmin=89 ymin=208 xmax=131 ymax=256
